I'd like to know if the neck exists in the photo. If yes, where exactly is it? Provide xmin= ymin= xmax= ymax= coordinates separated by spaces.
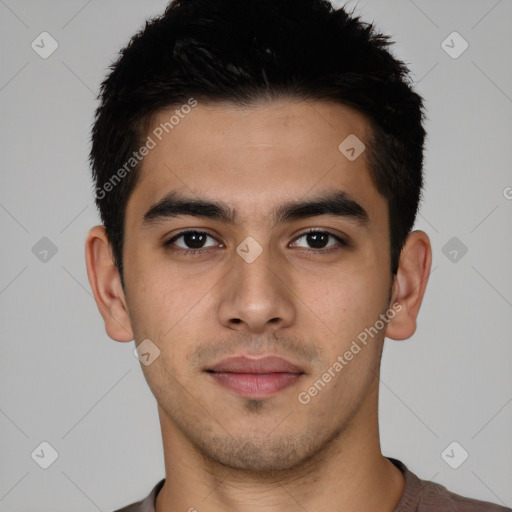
xmin=155 ymin=386 xmax=404 ymax=512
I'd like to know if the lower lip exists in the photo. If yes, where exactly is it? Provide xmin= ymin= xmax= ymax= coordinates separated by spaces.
xmin=208 ymin=372 xmax=303 ymax=398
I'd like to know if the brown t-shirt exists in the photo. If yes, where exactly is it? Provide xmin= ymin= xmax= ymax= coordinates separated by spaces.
xmin=113 ymin=458 xmax=510 ymax=512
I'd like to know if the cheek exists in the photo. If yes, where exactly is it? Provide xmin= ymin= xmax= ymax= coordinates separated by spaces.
xmin=125 ymin=257 xmax=219 ymax=358
xmin=123 ymin=255 xmax=175 ymax=341
xmin=299 ymin=265 xmax=387 ymax=336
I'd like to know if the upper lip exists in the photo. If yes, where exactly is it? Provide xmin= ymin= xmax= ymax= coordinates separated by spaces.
xmin=207 ymin=356 xmax=304 ymax=374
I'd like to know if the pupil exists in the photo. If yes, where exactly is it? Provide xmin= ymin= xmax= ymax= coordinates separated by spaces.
xmin=307 ymin=232 xmax=327 ymax=248
xmin=182 ymin=232 xmax=329 ymax=250
xmin=185 ymin=233 xmax=206 ymax=249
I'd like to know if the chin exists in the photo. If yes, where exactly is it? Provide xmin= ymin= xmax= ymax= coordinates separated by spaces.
xmin=193 ymin=426 xmax=342 ymax=475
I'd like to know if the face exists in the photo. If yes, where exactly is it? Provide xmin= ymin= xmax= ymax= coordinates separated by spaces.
xmin=120 ymin=99 xmax=396 ymax=472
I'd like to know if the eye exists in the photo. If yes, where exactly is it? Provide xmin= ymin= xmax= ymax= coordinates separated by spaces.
xmin=291 ymin=229 xmax=347 ymax=251
xmin=164 ymin=228 xmax=347 ymax=256
xmin=164 ymin=230 xmax=221 ymax=253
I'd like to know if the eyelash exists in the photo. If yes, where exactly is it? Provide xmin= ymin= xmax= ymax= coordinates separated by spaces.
xmin=163 ymin=228 xmax=348 ymax=256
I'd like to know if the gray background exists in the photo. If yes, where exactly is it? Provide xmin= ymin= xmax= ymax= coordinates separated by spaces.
xmin=1 ymin=0 xmax=511 ymax=510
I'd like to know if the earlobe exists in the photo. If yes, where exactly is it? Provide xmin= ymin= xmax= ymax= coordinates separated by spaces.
xmin=385 ymin=230 xmax=432 ymax=341
xmin=84 ymin=225 xmax=134 ymax=342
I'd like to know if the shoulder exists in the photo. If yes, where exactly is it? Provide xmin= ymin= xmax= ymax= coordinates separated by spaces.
xmin=390 ymin=458 xmax=511 ymax=512
xmin=113 ymin=500 xmax=144 ymax=512
xmin=112 ymin=478 xmax=165 ymax=512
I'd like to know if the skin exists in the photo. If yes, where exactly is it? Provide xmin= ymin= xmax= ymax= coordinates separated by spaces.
xmin=85 ymin=99 xmax=431 ymax=512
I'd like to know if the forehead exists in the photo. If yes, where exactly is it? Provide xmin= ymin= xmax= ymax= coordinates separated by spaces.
xmin=126 ymin=99 xmax=384 ymax=224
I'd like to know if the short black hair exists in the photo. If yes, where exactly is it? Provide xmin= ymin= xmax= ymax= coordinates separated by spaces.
xmin=90 ymin=0 xmax=426 ymax=291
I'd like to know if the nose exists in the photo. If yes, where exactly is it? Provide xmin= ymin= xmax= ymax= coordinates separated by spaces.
xmin=217 ymin=244 xmax=296 ymax=335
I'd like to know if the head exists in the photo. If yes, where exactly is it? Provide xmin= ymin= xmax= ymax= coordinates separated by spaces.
xmin=86 ymin=0 xmax=431 ymax=474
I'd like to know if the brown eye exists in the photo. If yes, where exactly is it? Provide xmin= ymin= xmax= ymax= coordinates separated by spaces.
xmin=291 ymin=230 xmax=347 ymax=251
xmin=165 ymin=231 xmax=219 ymax=251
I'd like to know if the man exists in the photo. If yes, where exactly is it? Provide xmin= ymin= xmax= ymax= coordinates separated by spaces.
xmin=85 ymin=0 xmax=509 ymax=511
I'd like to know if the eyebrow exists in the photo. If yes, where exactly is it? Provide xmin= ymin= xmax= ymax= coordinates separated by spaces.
xmin=141 ymin=190 xmax=369 ymax=228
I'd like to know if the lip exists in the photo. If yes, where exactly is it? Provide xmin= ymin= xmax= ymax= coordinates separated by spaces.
xmin=208 ymin=355 xmax=304 ymax=374
xmin=206 ymin=356 xmax=305 ymax=398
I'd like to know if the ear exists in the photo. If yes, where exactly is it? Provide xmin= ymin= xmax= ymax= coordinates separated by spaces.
xmin=85 ymin=225 xmax=134 ymax=342
xmin=385 ymin=230 xmax=432 ymax=341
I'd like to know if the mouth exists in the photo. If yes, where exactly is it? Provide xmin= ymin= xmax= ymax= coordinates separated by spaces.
xmin=205 ymin=356 xmax=305 ymax=398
